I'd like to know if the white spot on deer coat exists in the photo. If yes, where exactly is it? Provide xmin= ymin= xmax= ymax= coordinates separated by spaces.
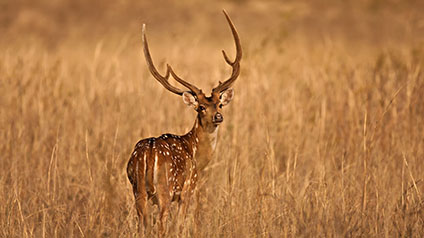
xmin=153 ymin=152 xmax=158 ymax=186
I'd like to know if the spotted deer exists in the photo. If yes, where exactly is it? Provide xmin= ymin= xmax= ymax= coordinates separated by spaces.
xmin=126 ymin=10 xmax=241 ymax=236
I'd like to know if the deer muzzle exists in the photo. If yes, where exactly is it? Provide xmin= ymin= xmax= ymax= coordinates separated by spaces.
xmin=213 ymin=113 xmax=223 ymax=124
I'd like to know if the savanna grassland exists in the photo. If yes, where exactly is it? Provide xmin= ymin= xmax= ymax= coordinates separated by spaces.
xmin=1 ymin=0 xmax=424 ymax=237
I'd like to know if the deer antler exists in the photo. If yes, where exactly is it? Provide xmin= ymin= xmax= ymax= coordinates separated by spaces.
xmin=142 ymin=24 xmax=201 ymax=96
xmin=212 ymin=10 xmax=242 ymax=94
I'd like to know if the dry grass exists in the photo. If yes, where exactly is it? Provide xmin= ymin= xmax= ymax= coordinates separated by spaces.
xmin=1 ymin=0 xmax=424 ymax=237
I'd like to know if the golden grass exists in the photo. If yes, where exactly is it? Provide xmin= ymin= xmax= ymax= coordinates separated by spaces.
xmin=1 ymin=0 xmax=424 ymax=237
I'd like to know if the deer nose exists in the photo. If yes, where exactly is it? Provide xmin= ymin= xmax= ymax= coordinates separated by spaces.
xmin=213 ymin=113 xmax=223 ymax=123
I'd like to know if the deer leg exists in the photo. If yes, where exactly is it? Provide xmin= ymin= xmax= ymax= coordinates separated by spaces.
xmin=135 ymin=194 xmax=148 ymax=234
xmin=177 ymin=187 xmax=194 ymax=236
xmin=156 ymin=162 xmax=172 ymax=238
xmin=157 ymin=202 xmax=170 ymax=238
xmin=156 ymin=190 xmax=172 ymax=238
xmin=177 ymin=201 xmax=188 ymax=236
xmin=128 ymin=153 xmax=149 ymax=235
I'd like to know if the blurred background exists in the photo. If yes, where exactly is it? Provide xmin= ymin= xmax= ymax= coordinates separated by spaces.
xmin=2 ymin=0 xmax=424 ymax=237
xmin=2 ymin=0 xmax=424 ymax=50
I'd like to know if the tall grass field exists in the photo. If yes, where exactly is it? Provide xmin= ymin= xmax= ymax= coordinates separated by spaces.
xmin=1 ymin=0 xmax=424 ymax=237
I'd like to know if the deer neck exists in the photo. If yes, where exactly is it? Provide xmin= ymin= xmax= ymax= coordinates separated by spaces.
xmin=184 ymin=117 xmax=219 ymax=171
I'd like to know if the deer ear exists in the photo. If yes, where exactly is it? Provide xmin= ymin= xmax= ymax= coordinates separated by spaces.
xmin=182 ymin=92 xmax=198 ymax=107
xmin=220 ymin=88 xmax=234 ymax=106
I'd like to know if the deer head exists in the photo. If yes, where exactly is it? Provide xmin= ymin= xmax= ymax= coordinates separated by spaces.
xmin=141 ymin=10 xmax=242 ymax=133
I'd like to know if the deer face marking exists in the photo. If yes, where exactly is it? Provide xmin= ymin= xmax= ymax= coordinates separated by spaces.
xmin=182 ymin=88 xmax=234 ymax=132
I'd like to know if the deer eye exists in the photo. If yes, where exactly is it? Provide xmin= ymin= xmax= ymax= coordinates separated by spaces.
xmin=219 ymin=104 xmax=223 ymax=109
xmin=198 ymin=105 xmax=206 ymax=111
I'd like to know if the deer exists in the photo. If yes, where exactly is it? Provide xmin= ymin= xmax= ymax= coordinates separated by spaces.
xmin=126 ymin=10 xmax=241 ymax=236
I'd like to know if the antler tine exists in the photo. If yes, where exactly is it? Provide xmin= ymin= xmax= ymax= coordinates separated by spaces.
xmin=142 ymin=24 xmax=184 ymax=95
xmin=213 ymin=10 xmax=242 ymax=94
xmin=168 ymin=65 xmax=202 ymax=95
xmin=142 ymin=24 xmax=201 ymax=95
